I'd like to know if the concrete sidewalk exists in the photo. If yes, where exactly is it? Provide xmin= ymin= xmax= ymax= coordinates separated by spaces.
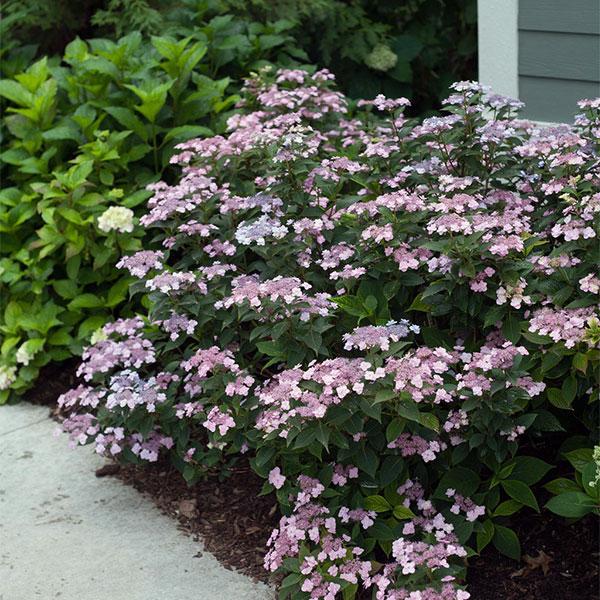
xmin=0 ymin=403 xmax=274 ymax=600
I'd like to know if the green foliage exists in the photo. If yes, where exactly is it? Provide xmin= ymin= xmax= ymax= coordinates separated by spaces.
xmin=219 ymin=0 xmax=477 ymax=111
xmin=0 ymin=25 xmax=299 ymax=401
xmin=2 ymin=0 xmax=476 ymax=113
xmin=545 ymin=446 xmax=600 ymax=518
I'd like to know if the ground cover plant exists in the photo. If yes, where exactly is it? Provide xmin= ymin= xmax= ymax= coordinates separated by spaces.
xmin=0 ymin=23 xmax=301 ymax=401
xmin=55 ymin=70 xmax=599 ymax=598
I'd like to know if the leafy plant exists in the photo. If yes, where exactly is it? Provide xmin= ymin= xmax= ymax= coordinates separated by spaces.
xmin=55 ymin=70 xmax=599 ymax=598
xmin=1 ymin=0 xmax=476 ymax=113
xmin=0 ymin=26 xmax=300 ymax=401
xmin=545 ymin=446 xmax=600 ymax=519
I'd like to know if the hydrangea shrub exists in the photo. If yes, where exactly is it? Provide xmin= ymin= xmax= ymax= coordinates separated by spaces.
xmin=57 ymin=69 xmax=600 ymax=599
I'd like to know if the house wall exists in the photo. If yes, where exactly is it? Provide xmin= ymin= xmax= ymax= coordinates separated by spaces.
xmin=518 ymin=0 xmax=600 ymax=122
xmin=478 ymin=0 xmax=600 ymax=122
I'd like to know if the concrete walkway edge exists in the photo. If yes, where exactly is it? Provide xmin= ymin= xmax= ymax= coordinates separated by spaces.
xmin=0 ymin=403 xmax=274 ymax=600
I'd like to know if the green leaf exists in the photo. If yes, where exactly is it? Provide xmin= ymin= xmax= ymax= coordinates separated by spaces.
xmin=483 ymin=304 xmax=505 ymax=328
xmin=493 ymin=525 xmax=521 ymax=560
xmin=47 ymin=329 xmax=73 ymax=346
xmin=53 ymin=279 xmax=79 ymax=299
xmin=364 ymin=495 xmax=391 ymax=513
xmin=493 ymin=499 xmax=522 ymax=517
xmin=572 ymin=352 xmax=588 ymax=374
xmin=418 ymin=412 xmax=440 ymax=433
xmin=393 ymin=504 xmax=416 ymax=520
xmin=476 ymin=519 xmax=495 ymax=553
xmin=545 ymin=492 xmax=597 ymax=518
xmin=391 ymin=34 xmax=423 ymax=61
xmin=299 ymin=329 xmax=322 ymax=354
xmin=4 ymin=301 xmax=23 ymax=330
xmin=561 ymin=376 xmax=577 ymax=405
xmin=435 ymin=466 xmax=480 ymax=498
xmin=501 ymin=480 xmax=539 ymax=511
xmin=68 ymin=294 xmax=103 ymax=310
xmin=385 ymin=418 xmax=404 ymax=443
xmin=374 ymin=389 xmax=397 ymax=405
xmin=0 ymin=79 xmax=33 ymax=107
xmin=164 ymin=125 xmax=213 ymax=142
xmin=256 ymin=340 xmax=284 ymax=357
xmin=406 ymin=293 xmax=431 ymax=313
xmin=581 ymin=463 xmax=599 ymax=498
xmin=355 ymin=446 xmax=379 ymax=477
xmin=544 ymin=477 xmax=580 ymax=495
xmin=509 ymin=456 xmax=553 ymax=485
xmin=379 ymin=455 xmax=404 ymax=487
xmin=502 ymin=312 xmax=521 ymax=343
xmin=106 ymin=278 xmax=131 ymax=308
xmin=547 ymin=387 xmax=572 ymax=410
xmin=42 ymin=124 xmax=80 ymax=141
xmin=564 ymin=448 xmax=593 ymax=472
xmin=104 ymin=106 xmax=148 ymax=141
xmin=126 ymin=81 xmax=173 ymax=123
xmin=20 ymin=303 xmax=61 ymax=334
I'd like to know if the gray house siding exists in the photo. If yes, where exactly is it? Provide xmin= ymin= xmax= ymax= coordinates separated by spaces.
xmin=518 ymin=0 xmax=600 ymax=122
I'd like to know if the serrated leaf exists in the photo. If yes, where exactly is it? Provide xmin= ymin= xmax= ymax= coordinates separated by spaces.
xmin=564 ymin=448 xmax=593 ymax=472
xmin=509 ymin=456 xmax=553 ymax=485
xmin=476 ymin=519 xmax=494 ymax=553
xmin=493 ymin=499 xmax=522 ymax=516
xmin=547 ymin=387 xmax=572 ymax=410
xmin=393 ymin=504 xmax=416 ymax=520
xmin=544 ymin=477 xmax=580 ymax=495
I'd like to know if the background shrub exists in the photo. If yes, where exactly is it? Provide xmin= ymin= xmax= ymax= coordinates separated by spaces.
xmin=0 ymin=24 xmax=300 ymax=401
xmin=55 ymin=70 xmax=599 ymax=598
xmin=1 ymin=0 xmax=476 ymax=113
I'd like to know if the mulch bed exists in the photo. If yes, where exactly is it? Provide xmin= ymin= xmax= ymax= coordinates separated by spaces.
xmin=22 ymin=363 xmax=600 ymax=598
xmin=21 ymin=358 xmax=79 ymax=407
xmin=468 ymin=511 xmax=599 ymax=599
xmin=109 ymin=458 xmax=599 ymax=599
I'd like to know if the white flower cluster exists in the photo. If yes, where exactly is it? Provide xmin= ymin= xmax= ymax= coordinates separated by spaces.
xmin=0 ymin=364 xmax=17 ymax=390
xmin=98 ymin=206 xmax=135 ymax=233
xmin=16 ymin=344 xmax=35 ymax=366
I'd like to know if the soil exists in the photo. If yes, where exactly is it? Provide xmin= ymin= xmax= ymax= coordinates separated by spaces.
xmin=468 ymin=511 xmax=599 ymax=600
xmin=21 ymin=358 xmax=79 ymax=408
xmin=112 ymin=458 xmax=599 ymax=599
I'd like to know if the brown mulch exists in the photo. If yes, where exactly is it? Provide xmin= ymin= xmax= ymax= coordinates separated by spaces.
xmin=112 ymin=458 xmax=599 ymax=598
xmin=21 ymin=358 xmax=79 ymax=407
xmin=468 ymin=511 xmax=599 ymax=600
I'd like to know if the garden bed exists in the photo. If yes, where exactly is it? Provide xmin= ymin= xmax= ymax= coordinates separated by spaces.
xmin=10 ymin=69 xmax=599 ymax=600
xmin=106 ymin=457 xmax=599 ymax=599
xmin=21 ymin=364 xmax=600 ymax=599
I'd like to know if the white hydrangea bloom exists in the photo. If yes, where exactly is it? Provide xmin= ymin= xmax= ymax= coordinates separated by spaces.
xmin=16 ymin=345 xmax=35 ymax=366
xmin=98 ymin=206 xmax=135 ymax=233
xmin=0 ymin=364 xmax=17 ymax=390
